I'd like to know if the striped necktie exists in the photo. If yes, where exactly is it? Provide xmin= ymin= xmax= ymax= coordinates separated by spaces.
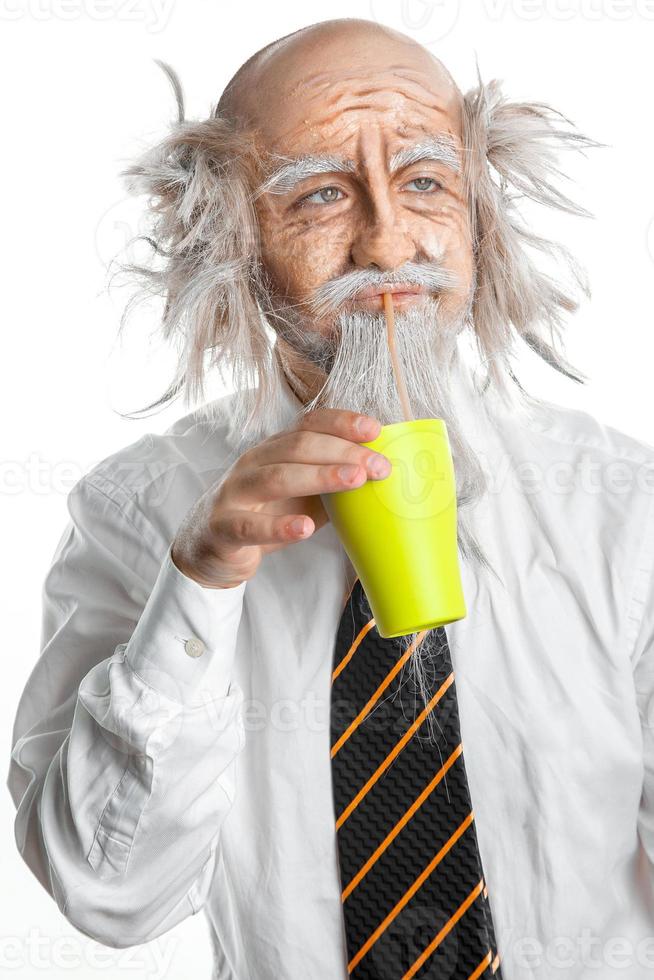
xmin=329 ymin=577 xmax=502 ymax=979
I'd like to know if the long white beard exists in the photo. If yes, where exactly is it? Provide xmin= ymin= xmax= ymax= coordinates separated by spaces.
xmin=274 ymin=297 xmax=490 ymax=564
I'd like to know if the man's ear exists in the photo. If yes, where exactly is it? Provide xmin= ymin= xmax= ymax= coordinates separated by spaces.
xmin=462 ymin=75 xmax=601 ymax=391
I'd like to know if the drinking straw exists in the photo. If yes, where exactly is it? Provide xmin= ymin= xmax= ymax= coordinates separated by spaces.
xmin=382 ymin=291 xmax=413 ymax=422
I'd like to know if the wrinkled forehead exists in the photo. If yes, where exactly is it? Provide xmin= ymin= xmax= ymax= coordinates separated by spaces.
xmin=242 ymin=59 xmax=464 ymax=161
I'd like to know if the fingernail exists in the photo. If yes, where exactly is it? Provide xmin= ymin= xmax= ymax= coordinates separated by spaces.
xmin=368 ymin=455 xmax=391 ymax=478
xmin=289 ymin=518 xmax=307 ymax=534
xmin=355 ymin=416 xmax=378 ymax=437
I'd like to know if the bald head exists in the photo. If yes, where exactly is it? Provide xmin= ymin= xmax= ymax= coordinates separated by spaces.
xmin=217 ymin=18 xmax=463 ymax=144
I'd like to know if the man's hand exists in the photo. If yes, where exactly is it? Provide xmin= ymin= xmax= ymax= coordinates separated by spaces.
xmin=170 ymin=409 xmax=392 ymax=589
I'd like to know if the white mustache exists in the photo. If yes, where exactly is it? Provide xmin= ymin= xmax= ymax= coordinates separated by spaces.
xmin=308 ymin=261 xmax=459 ymax=320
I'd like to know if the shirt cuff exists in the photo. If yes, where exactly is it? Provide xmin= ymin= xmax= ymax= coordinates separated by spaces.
xmin=125 ymin=542 xmax=246 ymax=706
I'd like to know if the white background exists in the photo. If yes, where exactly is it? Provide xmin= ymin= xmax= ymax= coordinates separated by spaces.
xmin=2 ymin=0 xmax=654 ymax=976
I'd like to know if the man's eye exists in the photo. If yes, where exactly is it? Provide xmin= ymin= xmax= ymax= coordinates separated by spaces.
xmin=298 ymin=186 xmax=344 ymax=206
xmin=405 ymin=177 xmax=442 ymax=193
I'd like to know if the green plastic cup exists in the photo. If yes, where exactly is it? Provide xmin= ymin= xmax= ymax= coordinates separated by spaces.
xmin=321 ymin=418 xmax=466 ymax=637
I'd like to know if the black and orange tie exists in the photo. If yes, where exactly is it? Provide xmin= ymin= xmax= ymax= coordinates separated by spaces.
xmin=329 ymin=577 xmax=502 ymax=979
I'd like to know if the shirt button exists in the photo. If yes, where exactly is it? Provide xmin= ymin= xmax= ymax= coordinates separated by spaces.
xmin=184 ymin=637 xmax=205 ymax=659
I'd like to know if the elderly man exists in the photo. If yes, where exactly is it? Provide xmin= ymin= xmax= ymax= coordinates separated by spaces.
xmin=9 ymin=16 xmax=654 ymax=980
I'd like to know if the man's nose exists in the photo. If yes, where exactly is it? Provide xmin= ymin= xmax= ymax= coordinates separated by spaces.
xmin=350 ymin=211 xmax=416 ymax=271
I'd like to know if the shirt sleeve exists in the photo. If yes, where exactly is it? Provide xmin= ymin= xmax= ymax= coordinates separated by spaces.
xmin=629 ymin=490 xmax=654 ymax=896
xmin=7 ymin=475 xmax=247 ymax=948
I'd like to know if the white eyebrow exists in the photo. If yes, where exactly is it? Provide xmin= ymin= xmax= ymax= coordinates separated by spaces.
xmin=256 ymin=135 xmax=460 ymax=198
xmin=257 ymin=155 xmax=357 ymax=196
xmin=388 ymin=135 xmax=461 ymax=175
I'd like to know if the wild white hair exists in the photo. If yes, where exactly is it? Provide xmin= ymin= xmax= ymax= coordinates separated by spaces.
xmin=113 ymin=60 xmax=598 ymax=435
xmin=463 ymin=73 xmax=597 ymax=395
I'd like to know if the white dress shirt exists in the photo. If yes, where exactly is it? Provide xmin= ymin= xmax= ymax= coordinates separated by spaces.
xmin=8 ymin=357 xmax=654 ymax=980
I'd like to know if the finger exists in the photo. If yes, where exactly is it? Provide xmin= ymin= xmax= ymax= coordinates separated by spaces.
xmin=292 ymin=408 xmax=381 ymax=442
xmin=226 ymin=460 xmax=368 ymax=507
xmin=249 ymin=428 xmax=390 ymax=473
xmin=212 ymin=508 xmax=315 ymax=554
